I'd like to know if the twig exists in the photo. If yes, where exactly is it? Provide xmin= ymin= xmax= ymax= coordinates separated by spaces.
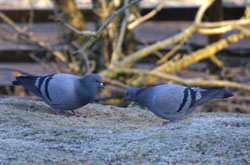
xmin=194 ymin=0 xmax=215 ymax=24
xmin=141 ymin=39 xmax=163 ymax=58
xmin=0 ymin=11 xmax=67 ymax=63
xmin=100 ymin=0 xmax=215 ymax=77
xmin=154 ymin=30 xmax=250 ymax=74
xmin=197 ymin=19 xmax=250 ymax=35
xmin=102 ymin=78 xmax=130 ymax=89
xmin=115 ymin=68 xmax=250 ymax=91
xmin=235 ymin=25 xmax=250 ymax=34
xmin=0 ymin=12 xmax=27 ymax=35
xmin=100 ymin=25 xmax=196 ymax=78
xmin=126 ymin=30 xmax=250 ymax=86
xmin=209 ymin=55 xmax=224 ymax=68
xmin=110 ymin=0 xmax=130 ymax=67
xmin=128 ymin=0 xmax=165 ymax=30
xmin=23 ymin=0 xmax=34 ymax=32
xmin=198 ymin=25 xmax=234 ymax=35
xmin=157 ymin=37 xmax=188 ymax=64
xmin=58 ymin=19 xmax=96 ymax=37
xmin=199 ymin=19 xmax=250 ymax=28
xmin=72 ymin=41 xmax=90 ymax=73
xmin=73 ymin=0 xmax=141 ymax=55
xmin=117 ymin=0 xmax=130 ymax=56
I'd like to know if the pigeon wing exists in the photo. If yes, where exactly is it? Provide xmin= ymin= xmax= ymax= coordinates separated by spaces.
xmin=142 ymin=85 xmax=191 ymax=115
xmin=42 ymin=74 xmax=88 ymax=110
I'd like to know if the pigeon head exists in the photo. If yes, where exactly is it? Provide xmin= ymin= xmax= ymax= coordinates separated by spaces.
xmin=83 ymin=74 xmax=104 ymax=89
xmin=79 ymin=74 xmax=104 ymax=99
xmin=125 ymin=87 xmax=140 ymax=102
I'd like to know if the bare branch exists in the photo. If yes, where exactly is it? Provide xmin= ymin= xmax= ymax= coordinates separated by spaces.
xmin=58 ymin=19 xmax=96 ymax=37
xmin=197 ymin=19 xmax=250 ymax=35
xmin=209 ymin=55 xmax=224 ymax=68
xmin=73 ymin=0 xmax=141 ymax=55
xmin=23 ymin=0 xmax=34 ymax=32
xmin=198 ymin=25 xmax=234 ymax=35
xmin=199 ymin=19 xmax=250 ymax=28
xmin=128 ymin=1 xmax=165 ymax=30
xmin=157 ymin=37 xmax=188 ymax=64
xmin=194 ymin=0 xmax=215 ymax=24
xmin=110 ymin=0 xmax=130 ymax=67
xmin=103 ymin=78 xmax=130 ymax=89
xmin=99 ymin=25 xmax=197 ymax=77
xmin=115 ymin=68 xmax=250 ymax=91
xmin=100 ymin=0 xmax=216 ymax=77
xmin=0 ymin=12 xmax=26 ymax=35
xmin=0 ymin=12 xmax=68 ymax=64
xmin=155 ymin=30 xmax=250 ymax=74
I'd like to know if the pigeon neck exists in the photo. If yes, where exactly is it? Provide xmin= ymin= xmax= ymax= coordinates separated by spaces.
xmin=131 ymin=88 xmax=141 ymax=102
xmin=79 ymin=78 xmax=97 ymax=100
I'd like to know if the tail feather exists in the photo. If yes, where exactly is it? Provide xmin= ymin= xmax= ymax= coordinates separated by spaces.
xmin=222 ymin=91 xmax=234 ymax=98
xmin=204 ymin=88 xmax=234 ymax=99
xmin=12 ymin=80 xmax=20 ymax=85
xmin=12 ymin=76 xmax=42 ymax=97
xmin=196 ymin=87 xmax=233 ymax=105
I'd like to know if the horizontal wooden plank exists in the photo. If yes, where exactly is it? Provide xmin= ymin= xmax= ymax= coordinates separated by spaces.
xmin=0 ymin=43 xmax=249 ymax=62
xmin=0 ymin=5 xmax=246 ymax=23
xmin=0 ymin=20 xmax=249 ymax=62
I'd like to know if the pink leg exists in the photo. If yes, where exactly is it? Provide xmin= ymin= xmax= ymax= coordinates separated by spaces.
xmin=53 ymin=109 xmax=61 ymax=115
xmin=71 ymin=110 xmax=81 ymax=117
xmin=162 ymin=119 xmax=182 ymax=125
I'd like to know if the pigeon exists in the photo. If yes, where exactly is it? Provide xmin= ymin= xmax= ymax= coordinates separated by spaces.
xmin=12 ymin=73 xmax=104 ymax=115
xmin=125 ymin=84 xmax=233 ymax=121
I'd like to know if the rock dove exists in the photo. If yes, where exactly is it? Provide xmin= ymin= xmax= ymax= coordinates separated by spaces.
xmin=125 ymin=84 xmax=233 ymax=121
xmin=12 ymin=73 xmax=104 ymax=115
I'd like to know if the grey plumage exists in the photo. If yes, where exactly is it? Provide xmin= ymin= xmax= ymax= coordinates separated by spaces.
xmin=125 ymin=84 xmax=233 ymax=121
xmin=12 ymin=73 xmax=104 ymax=113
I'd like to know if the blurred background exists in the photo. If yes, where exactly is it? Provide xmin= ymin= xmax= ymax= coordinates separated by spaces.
xmin=0 ymin=0 xmax=249 ymax=113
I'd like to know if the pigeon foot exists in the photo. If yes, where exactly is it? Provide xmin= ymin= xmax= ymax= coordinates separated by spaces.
xmin=71 ymin=110 xmax=81 ymax=117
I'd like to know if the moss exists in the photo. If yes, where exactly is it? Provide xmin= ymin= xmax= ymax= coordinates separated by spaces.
xmin=0 ymin=98 xmax=249 ymax=164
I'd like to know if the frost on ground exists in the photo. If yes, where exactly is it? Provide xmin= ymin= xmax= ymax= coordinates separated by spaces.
xmin=0 ymin=98 xmax=249 ymax=164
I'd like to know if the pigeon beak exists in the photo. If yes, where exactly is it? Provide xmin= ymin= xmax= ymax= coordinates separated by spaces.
xmin=99 ymin=82 xmax=104 ymax=89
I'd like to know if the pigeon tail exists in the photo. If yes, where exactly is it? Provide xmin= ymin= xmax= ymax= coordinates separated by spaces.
xmin=203 ymin=87 xmax=233 ymax=99
xmin=12 ymin=80 xmax=20 ymax=85
xmin=12 ymin=76 xmax=36 ymax=85
xmin=221 ymin=91 xmax=234 ymax=98
xmin=197 ymin=87 xmax=233 ymax=105
xmin=12 ymin=76 xmax=42 ymax=97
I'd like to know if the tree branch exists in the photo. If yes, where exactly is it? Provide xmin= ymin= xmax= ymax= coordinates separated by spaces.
xmin=110 ymin=0 xmax=130 ymax=67
xmin=114 ymin=68 xmax=250 ymax=91
xmin=194 ymin=0 xmax=215 ymax=24
xmin=127 ymin=0 xmax=165 ymax=30
xmin=154 ymin=31 xmax=250 ymax=74
xmin=100 ymin=0 xmax=216 ymax=77
xmin=58 ymin=18 xmax=96 ymax=37
xmin=73 ymin=0 xmax=141 ymax=55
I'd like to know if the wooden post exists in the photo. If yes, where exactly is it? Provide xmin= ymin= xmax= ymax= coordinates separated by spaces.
xmin=52 ymin=0 xmax=86 ymax=44
xmin=207 ymin=0 xmax=224 ymax=43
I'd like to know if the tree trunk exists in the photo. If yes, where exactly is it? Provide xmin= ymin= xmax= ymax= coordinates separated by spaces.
xmin=91 ymin=0 xmax=138 ymax=69
xmin=52 ymin=0 xmax=87 ymax=74
xmin=52 ymin=0 xmax=86 ymax=44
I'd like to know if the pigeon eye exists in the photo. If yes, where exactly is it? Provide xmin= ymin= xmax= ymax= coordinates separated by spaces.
xmin=96 ymin=80 xmax=99 ymax=83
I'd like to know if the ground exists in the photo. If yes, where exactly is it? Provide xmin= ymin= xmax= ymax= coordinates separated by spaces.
xmin=0 ymin=98 xmax=249 ymax=164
